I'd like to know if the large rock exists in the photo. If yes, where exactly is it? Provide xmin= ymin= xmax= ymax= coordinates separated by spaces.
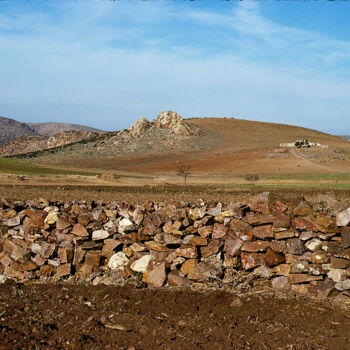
xmin=143 ymin=263 xmax=166 ymax=287
xmin=108 ymin=252 xmax=129 ymax=270
xmin=327 ymin=268 xmax=347 ymax=283
xmin=118 ymin=218 xmax=134 ymax=234
xmin=337 ymin=208 xmax=350 ymax=226
xmin=128 ymin=117 xmax=150 ymax=136
xmin=152 ymin=111 xmax=197 ymax=136
xmin=130 ymin=255 xmax=153 ymax=273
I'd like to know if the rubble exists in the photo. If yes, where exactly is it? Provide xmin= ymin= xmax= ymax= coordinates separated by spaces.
xmin=1 ymin=196 xmax=350 ymax=299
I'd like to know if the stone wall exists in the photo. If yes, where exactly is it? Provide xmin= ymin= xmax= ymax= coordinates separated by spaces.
xmin=1 ymin=194 xmax=350 ymax=298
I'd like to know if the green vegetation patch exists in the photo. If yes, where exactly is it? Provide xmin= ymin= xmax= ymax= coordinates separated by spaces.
xmin=0 ymin=158 xmax=99 ymax=177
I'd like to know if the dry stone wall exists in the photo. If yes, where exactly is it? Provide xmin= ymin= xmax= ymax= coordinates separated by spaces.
xmin=1 ymin=194 xmax=350 ymax=298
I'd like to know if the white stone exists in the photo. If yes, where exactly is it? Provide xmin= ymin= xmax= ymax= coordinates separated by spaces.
xmin=92 ymin=229 xmax=109 ymax=240
xmin=44 ymin=211 xmax=58 ymax=225
xmin=327 ymin=268 xmax=347 ymax=283
xmin=336 ymin=208 xmax=350 ymax=226
xmin=30 ymin=243 xmax=42 ymax=255
xmin=305 ymin=239 xmax=322 ymax=252
xmin=335 ymin=279 xmax=350 ymax=291
xmin=108 ymin=252 xmax=129 ymax=270
xmin=0 ymin=274 xmax=7 ymax=284
xmin=118 ymin=218 xmax=134 ymax=234
xmin=130 ymin=255 xmax=153 ymax=273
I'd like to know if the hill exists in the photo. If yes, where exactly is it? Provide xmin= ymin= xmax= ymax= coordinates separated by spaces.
xmin=28 ymin=122 xmax=103 ymax=136
xmin=9 ymin=112 xmax=350 ymax=176
xmin=0 ymin=130 xmax=100 ymax=157
xmin=0 ymin=116 xmax=38 ymax=144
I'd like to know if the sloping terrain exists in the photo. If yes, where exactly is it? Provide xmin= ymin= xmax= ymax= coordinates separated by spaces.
xmin=0 ymin=116 xmax=38 ymax=144
xmin=9 ymin=112 xmax=350 ymax=176
xmin=28 ymin=122 xmax=103 ymax=136
xmin=0 ymin=130 xmax=100 ymax=157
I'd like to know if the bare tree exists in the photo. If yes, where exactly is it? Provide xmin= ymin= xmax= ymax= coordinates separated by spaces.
xmin=177 ymin=166 xmax=191 ymax=185
xmin=245 ymin=174 xmax=260 ymax=186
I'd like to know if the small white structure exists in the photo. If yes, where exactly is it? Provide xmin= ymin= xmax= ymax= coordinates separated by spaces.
xmin=280 ymin=139 xmax=328 ymax=148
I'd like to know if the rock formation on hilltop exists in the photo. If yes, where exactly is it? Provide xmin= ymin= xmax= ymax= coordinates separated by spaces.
xmin=128 ymin=111 xmax=199 ymax=137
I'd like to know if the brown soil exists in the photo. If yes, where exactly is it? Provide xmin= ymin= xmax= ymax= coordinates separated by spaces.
xmin=1 ymin=183 xmax=350 ymax=208
xmin=0 ymin=282 xmax=349 ymax=350
xmin=15 ymin=117 xmax=350 ymax=176
xmin=52 ymin=118 xmax=350 ymax=176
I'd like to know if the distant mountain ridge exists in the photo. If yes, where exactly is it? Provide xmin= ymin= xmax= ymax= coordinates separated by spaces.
xmin=338 ymin=135 xmax=350 ymax=141
xmin=0 ymin=115 xmax=103 ymax=145
xmin=28 ymin=122 xmax=103 ymax=136
xmin=0 ymin=116 xmax=39 ymax=144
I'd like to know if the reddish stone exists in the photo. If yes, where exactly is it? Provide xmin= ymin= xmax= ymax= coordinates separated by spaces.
xmin=340 ymin=227 xmax=350 ymax=248
xmin=250 ymin=193 xmax=269 ymax=214
xmin=288 ymin=274 xmax=323 ymax=284
xmin=245 ymin=214 xmax=275 ymax=226
xmin=315 ymin=213 xmax=338 ymax=233
xmin=176 ymin=246 xmax=197 ymax=259
xmin=26 ymin=209 xmax=47 ymax=228
xmin=188 ymin=260 xmax=223 ymax=281
xmin=71 ymin=223 xmax=89 ymax=238
xmin=180 ymin=259 xmax=198 ymax=275
xmin=293 ymin=202 xmax=311 ymax=216
xmin=190 ymin=236 xmax=207 ymax=246
xmin=32 ymin=254 xmax=46 ymax=267
xmin=274 ymin=229 xmax=297 ymax=240
xmin=84 ymin=251 xmax=101 ymax=267
xmin=317 ymin=278 xmax=336 ymax=298
xmin=200 ymin=239 xmax=223 ymax=258
xmin=264 ymin=248 xmax=285 ymax=267
xmin=330 ymin=256 xmax=350 ymax=269
xmin=167 ymin=270 xmax=190 ymax=287
xmin=212 ymin=223 xmax=228 ymax=239
xmin=39 ymin=265 xmax=56 ymax=276
xmin=273 ymin=214 xmax=290 ymax=228
xmin=241 ymin=240 xmax=270 ymax=252
xmin=164 ymin=234 xmax=182 ymax=245
xmin=55 ymin=264 xmax=71 ymax=279
xmin=272 ymin=201 xmax=288 ymax=215
xmin=311 ymin=251 xmax=330 ymax=264
xmin=145 ymin=241 xmax=171 ymax=252
xmin=58 ymin=248 xmax=73 ymax=264
xmin=270 ymin=240 xmax=286 ymax=253
xmin=286 ymin=239 xmax=305 ymax=255
xmin=253 ymin=225 xmax=273 ymax=239
xmin=241 ymin=252 xmax=265 ymax=270
xmin=224 ymin=237 xmax=243 ymax=256
xmin=198 ymin=226 xmax=212 ymax=238
xmin=292 ymin=217 xmax=317 ymax=231
xmin=144 ymin=263 xmax=166 ymax=288
xmin=230 ymin=219 xmax=253 ymax=241
xmin=56 ymin=217 xmax=72 ymax=230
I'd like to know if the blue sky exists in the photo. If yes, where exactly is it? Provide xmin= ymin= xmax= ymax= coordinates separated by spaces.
xmin=1 ymin=0 xmax=350 ymax=134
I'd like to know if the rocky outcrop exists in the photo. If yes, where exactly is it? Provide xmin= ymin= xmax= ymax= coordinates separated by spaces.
xmin=152 ymin=111 xmax=198 ymax=136
xmin=0 ymin=116 xmax=38 ymax=144
xmin=128 ymin=117 xmax=150 ymax=136
xmin=0 ymin=131 xmax=99 ymax=156
xmin=1 ymin=194 xmax=350 ymax=300
xmin=128 ymin=111 xmax=199 ymax=137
